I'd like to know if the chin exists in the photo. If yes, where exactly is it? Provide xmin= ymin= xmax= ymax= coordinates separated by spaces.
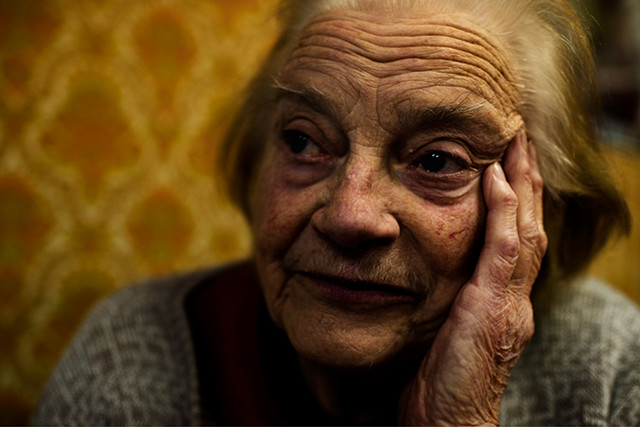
xmin=278 ymin=293 xmax=427 ymax=370
xmin=295 ymin=327 xmax=396 ymax=367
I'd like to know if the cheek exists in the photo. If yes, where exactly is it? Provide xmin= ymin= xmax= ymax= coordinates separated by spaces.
xmin=251 ymin=155 xmax=327 ymax=327
xmin=413 ymin=192 xmax=485 ymax=280
xmin=250 ymin=155 xmax=319 ymax=261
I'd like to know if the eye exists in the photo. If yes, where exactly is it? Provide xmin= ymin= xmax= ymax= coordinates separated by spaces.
xmin=282 ymin=129 xmax=323 ymax=157
xmin=413 ymin=150 xmax=470 ymax=174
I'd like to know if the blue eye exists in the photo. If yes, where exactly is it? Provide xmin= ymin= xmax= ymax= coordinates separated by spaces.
xmin=282 ymin=129 xmax=322 ymax=156
xmin=415 ymin=151 xmax=467 ymax=173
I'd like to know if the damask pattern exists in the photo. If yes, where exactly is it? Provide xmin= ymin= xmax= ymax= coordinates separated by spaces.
xmin=0 ymin=0 xmax=638 ymax=424
xmin=0 ymin=1 xmax=277 ymax=422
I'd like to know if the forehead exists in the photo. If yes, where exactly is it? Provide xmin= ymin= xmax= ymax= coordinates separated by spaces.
xmin=277 ymin=10 xmax=522 ymax=140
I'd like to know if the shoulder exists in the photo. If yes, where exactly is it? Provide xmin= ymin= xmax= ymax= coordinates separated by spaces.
xmin=86 ymin=267 xmax=215 ymax=332
xmin=502 ymin=277 xmax=640 ymax=426
xmin=32 ymin=265 xmax=226 ymax=426
xmin=535 ymin=277 xmax=640 ymax=365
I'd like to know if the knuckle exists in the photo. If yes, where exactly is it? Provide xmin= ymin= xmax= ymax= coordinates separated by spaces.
xmin=520 ymin=303 xmax=535 ymax=342
xmin=523 ymin=317 xmax=535 ymax=343
xmin=520 ymin=220 xmax=539 ymax=241
xmin=538 ymin=228 xmax=549 ymax=253
xmin=520 ymin=218 xmax=548 ymax=254
xmin=531 ymin=170 xmax=544 ymax=193
xmin=502 ymin=188 xmax=519 ymax=210
xmin=499 ymin=232 xmax=521 ymax=264
xmin=529 ymin=222 xmax=549 ymax=255
xmin=520 ymin=222 xmax=549 ymax=252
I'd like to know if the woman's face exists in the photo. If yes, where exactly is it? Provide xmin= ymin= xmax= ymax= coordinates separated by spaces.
xmin=250 ymin=9 xmax=522 ymax=368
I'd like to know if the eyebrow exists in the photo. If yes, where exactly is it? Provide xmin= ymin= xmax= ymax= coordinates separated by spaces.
xmin=273 ymin=80 xmax=509 ymax=155
xmin=272 ymin=81 xmax=344 ymax=120
xmin=393 ymin=100 xmax=509 ymax=154
xmin=396 ymin=98 xmax=491 ymax=134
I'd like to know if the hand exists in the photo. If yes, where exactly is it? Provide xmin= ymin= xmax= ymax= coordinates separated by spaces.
xmin=398 ymin=132 xmax=548 ymax=425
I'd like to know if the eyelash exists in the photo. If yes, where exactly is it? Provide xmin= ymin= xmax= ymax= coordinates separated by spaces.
xmin=278 ymin=115 xmax=480 ymax=194
xmin=281 ymin=129 xmax=326 ymax=158
xmin=281 ymin=130 xmax=476 ymax=172
xmin=410 ymin=149 xmax=476 ymax=175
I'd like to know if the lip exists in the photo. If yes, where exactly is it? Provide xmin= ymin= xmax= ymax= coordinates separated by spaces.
xmin=295 ymin=271 xmax=418 ymax=309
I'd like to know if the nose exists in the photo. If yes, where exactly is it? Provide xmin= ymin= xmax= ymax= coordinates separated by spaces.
xmin=310 ymin=159 xmax=400 ymax=249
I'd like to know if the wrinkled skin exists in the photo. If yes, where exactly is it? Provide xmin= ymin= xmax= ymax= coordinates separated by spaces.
xmin=250 ymin=8 xmax=547 ymax=425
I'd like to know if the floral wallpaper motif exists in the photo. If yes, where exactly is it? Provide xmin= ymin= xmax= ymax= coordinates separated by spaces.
xmin=0 ymin=0 xmax=637 ymax=424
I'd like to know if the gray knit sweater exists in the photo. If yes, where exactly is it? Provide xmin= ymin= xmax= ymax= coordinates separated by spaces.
xmin=32 ymin=267 xmax=640 ymax=425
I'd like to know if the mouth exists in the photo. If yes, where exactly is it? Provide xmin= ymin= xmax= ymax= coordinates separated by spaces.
xmin=294 ymin=270 xmax=419 ymax=308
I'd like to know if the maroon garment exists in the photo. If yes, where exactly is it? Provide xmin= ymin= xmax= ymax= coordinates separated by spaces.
xmin=186 ymin=262 xmax=336 ymax=425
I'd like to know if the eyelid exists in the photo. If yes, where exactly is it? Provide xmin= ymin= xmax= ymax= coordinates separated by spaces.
xmin=279 ymin=110 xmax=349 ymax=158
xmin=278 ymin=99 xmax=333 ymax=138
xmin=281 ymin=117 xmax=325 ymax=144
xmin=282 ymin=129 xmax=323 ymax=155
xmin=414 ymin=151 xmax=474 ymax=175
xmin=409 ymin=139 xmax=475 ymax=166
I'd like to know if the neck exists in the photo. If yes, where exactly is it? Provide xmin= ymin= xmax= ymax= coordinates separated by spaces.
xmin=298 ymin=356 xmax=420 ymax=425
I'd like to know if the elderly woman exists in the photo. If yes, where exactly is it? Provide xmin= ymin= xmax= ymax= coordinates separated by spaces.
xmin=34 ymin=0 xmax=639 ymax=425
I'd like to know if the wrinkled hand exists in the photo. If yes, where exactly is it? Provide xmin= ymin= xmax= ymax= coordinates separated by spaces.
xmin=399 ymin=133 xmax=548 ymax=426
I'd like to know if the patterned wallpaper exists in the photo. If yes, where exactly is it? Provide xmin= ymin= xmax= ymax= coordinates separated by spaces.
xmin=0 ymin=0 xmax=278 ymax=422
xmin=0 ymin=0 xmax=638 ymax=424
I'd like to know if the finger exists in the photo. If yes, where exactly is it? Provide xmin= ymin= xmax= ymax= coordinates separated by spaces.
xmin=503 ymin=133 xmax=537 ymax=232
xmin=502 ymin=133 xmax=535 ymax=284
xmin=528 ymin=141 xmax=545 ymax=228
xmin=472 ymin=161 xmax=520 ymax=289
xmin=502 ymin=133 xmax=547 ymax=294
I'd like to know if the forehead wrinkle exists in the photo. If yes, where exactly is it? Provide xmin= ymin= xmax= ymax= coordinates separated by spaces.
xmin=387 ymin=65 xmax=516 ymax=115
xmin=291 ymin=45 xmax=515 ymax=115
xmin=293 ymin=13 xmax=520 ymax=113
xmin=378 ymin=67 xmax=523 ymax=147
xmin=272 ymin=78 xmax=355 ymax=121
xmin=304 ymin=13 xmax=510 ymax=70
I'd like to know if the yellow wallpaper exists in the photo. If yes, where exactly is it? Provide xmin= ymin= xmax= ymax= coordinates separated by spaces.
xmin=0 ymin=0 xmax=638 ymax=424
xmin=0 ymin=0 xmax=278 ymax=422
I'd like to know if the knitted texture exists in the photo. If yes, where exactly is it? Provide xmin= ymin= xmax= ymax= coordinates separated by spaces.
xmin=33 ymin=270 xmax=640 ymax=425
xmin=500 ymin=277 xmax=640 ymax=425
xmin=32 ymin=269 xmax=211 ymax=425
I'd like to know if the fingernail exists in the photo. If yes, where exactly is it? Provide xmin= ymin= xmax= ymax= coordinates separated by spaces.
xmin=528 ymin=139 xmax=537 ymax=158
xmin=517 ymin=131 xmax=527 ymax=152
xmin=491 ymin=162 xmax=505 ymax=180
